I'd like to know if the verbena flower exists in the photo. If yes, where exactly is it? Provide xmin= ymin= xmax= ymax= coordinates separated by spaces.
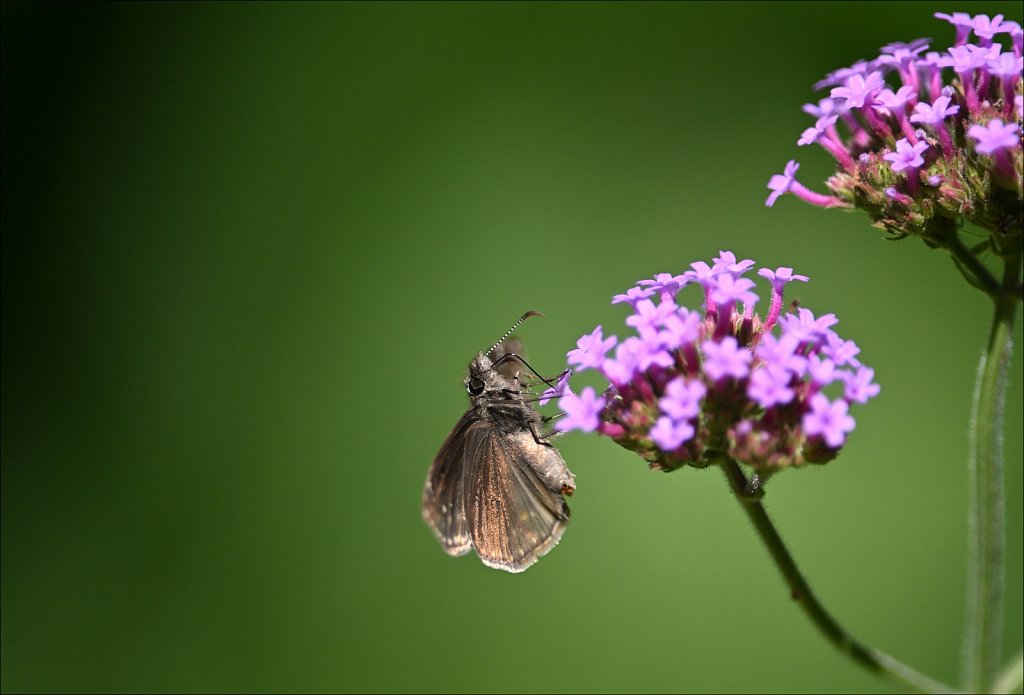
xmin=556 ymin=251 xmax=879 ymax=472
xmin=766 ymin=11 xmax=1022 ymax=248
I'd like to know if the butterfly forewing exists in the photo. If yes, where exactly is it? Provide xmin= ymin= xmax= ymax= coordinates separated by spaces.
xmin=422 ymin=413 xmax=474 ymax=557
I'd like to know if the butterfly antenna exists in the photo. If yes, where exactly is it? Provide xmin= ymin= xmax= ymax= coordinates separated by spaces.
xmin=486 ymin=310 xmax=544 ymax=357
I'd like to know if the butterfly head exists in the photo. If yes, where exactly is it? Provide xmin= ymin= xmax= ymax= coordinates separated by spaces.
xmin=465 ymin=352 xmax=505 ymax=398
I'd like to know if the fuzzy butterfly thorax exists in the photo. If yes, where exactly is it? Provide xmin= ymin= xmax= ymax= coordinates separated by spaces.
xmin=464 ymin=353 xmax=545 ymax=436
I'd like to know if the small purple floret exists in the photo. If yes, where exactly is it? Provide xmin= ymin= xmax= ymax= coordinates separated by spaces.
xmin=710 ymin=274 xmax=758 ymax=308
xmin=660 ymin=310 xmax=701 ymax=350
xmin=637 ymin=272 xmax=690 ymax=298
xmin=556 ymin=387 xmax=604 ymax=433
xmin=713 ymin=251 xmax=756 ymax=276
xmin=765 ymin=160 xmax=799 ymax=207
xmin=830 ymin=71 xmax=885 ymax=110
xmin=803 ymin=394 xmax=856 ymax=447
xmin=626 ymin=298 xmax=678 ymax=334
xmin=567 ymin=325 xmax=617 ymax=371
xmin=758 ymin=267 xmax=810 ymax=289
xmin=844 ymin=367 xmax=881 ymax=404
xmin=779 ymin=308 xmax=839 ymax=345
xmin=538 ymin=370 xmax=572 ymax=406
xmin=756 ymin=333 xmax=807 ymax=375
xmin=612 ymin=286 xmax=656 ymax=306
xmin=649 ymin=416 xmax=695 ymax=451
xmin=909 ymin=95 xmax=960 ymax=125
xmin=806 ymin=354 xmax=838 ymax=386
xmin=702 ymin=337 xmax=753 ymax=382
xmin=660 ymin=377 xmax=706 ymax=421
xmin=883 ymin=138 xmax=929 ymax=172
xmin=748 ymin=365 xmax=796 ymax=408
xmin=968 ymin=119 xmax=1020 ymax=154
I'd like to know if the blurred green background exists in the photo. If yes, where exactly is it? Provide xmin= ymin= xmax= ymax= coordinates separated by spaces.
xmin=2 ymin=1 xmax=1022 ymax=692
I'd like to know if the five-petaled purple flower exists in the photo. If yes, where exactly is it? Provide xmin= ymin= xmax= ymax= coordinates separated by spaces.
xmin=703 ymin=337 xmax=753 ymax=381
xmin=766 ymin=160 xmax=800 ymax=207
xmin=538 ymin=370 xmax=572 ymax=406
xmin=660 ymin=377 xmax=706 ymax=421
xmin=883 ymin=138 xmax=929 ymax=172
xmin=556 ymin=387 xmax=604 ymax=433
xmin=649 ymin=417 xmax=696 ymax=451
xmin=612 ymin=286 xmax=655 ymax=306
xmin=803 ymin=394 xmax=856 ymax=448
xmin=910 ymin=95 xmax=960 ymax=125
xmin=831 ymin=71 xmax=885 ymax=109
xmin=968 ymin=119 xmax=1020 ymax=154
xmin=567 ymin=325 xmax=617 ymax=371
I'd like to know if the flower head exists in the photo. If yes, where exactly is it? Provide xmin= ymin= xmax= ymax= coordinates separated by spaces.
xmin=767 ymin=10 xmax=1022 ymax=249
xmin=555 ymin=252 xmax=879 ymax=472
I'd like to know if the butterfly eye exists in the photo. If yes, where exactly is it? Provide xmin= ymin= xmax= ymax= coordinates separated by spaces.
xmin=467 ymin=378 xmax=485 ymax=396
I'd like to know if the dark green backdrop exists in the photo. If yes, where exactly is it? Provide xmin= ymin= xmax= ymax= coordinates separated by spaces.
xmin=2 ymin=2 xmax=1022 ymax=692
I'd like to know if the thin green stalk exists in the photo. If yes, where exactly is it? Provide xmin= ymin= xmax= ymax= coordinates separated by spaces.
xmin=948 ymin=234 xmax=1001 ymax=297
xmin=963 ymin=252 xmax=1021 ymax=692
xmin=720 ymin=458 xmax=958 ymax=694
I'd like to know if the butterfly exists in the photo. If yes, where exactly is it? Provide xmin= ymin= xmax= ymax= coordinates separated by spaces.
xmin=422 ymin=312 xmax=576 ymax=573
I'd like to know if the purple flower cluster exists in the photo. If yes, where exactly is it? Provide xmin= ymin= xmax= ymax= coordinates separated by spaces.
xmin=555 ymin=251 xmax=880 ymax=472
xmin=767 ymin=11 xmax=1023 ymax=244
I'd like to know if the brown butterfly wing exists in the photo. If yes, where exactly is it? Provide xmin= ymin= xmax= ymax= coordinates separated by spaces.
xmin=463 ymin=422 xmax=572 ymax=573
xmin=422 ymin=412 xmax=475 ymax=557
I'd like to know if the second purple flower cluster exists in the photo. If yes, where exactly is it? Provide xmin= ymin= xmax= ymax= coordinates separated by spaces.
xmin=551 ymin=251 xmax=879 ymax=472
xmin=767 ymin=11 xmax=1022 ymax=244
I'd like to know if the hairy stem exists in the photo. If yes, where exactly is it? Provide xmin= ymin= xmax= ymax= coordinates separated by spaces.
xmin=720 ymin=458 xmax=957 ymax=693
xmin=962 ymin=250 xmax=1021 ymax=692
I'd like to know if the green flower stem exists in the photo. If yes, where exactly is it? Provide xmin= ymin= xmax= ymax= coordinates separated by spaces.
xmin=963 ymin=251 xmax=1021 ymax=693
xmin=719 ymin=457 xmax=958 ymax=694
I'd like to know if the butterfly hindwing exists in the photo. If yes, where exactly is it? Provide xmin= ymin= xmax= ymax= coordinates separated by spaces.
xmin=463 ymin=421 xmax=571 ymax=573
